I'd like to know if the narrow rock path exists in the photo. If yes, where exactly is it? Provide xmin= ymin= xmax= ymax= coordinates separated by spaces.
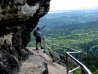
xmin=19 ymin=47 xmax=67 ymax=74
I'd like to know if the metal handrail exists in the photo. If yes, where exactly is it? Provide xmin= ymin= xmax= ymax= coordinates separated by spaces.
xmin=66 ymin=51 xmax=92 ymax=74
xmin=43 ymin=36 xmax=92 ymax=74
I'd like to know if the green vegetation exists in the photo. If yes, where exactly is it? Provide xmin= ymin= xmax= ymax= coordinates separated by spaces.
xmin=74 ymin=69 xmax=82 ymax=74
xmin=28 ymin=10 xmax=98 ymax=73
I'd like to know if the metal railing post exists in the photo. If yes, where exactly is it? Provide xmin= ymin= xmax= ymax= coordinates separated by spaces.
xmin=66 ymin=52 xmax=92 ymax=74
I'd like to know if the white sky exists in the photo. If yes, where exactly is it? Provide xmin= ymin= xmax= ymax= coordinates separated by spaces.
xmin=50 ymin=0 xmax=98 ymax=11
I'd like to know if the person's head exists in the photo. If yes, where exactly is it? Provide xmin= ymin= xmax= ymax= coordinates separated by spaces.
xmin=36 ymin=26 xmax=40 ymax=30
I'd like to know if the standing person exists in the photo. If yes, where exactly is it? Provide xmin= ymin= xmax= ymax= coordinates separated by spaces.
xmin=33 ymin=25 xmax=45 ymax=50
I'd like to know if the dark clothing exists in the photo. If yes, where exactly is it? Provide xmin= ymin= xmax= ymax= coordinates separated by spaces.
xmin=36 ymin=36 xmax=41 ymax=43
xmin=34 ymin=29 xmax=41 ymax=37
xmin=34 ymin=27 xmax=43 ymax=43
xmin=34 ymin=26 xmax=44 ymax=50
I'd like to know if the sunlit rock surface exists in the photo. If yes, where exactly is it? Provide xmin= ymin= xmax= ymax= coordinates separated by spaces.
xmin=0 ymin=0 xmax=51 ymax=74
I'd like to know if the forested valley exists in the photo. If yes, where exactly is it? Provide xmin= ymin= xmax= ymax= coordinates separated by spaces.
xmin=29 ymin=10 xmax=98 ymax=73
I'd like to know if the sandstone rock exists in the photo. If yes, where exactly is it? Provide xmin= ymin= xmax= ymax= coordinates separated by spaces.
xmin=19 ymin=48 xmax=48 ymax=74
xmin=0 ymin=50 xmax=21 ymax=74
xmin=0 ymin=0 xmax=51 ymax=74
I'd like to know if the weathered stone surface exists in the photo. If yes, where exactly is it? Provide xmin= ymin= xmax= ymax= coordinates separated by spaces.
xmin=19 ymin=48 xmax=48 ymax=74
xmin=20 ymin=47 xmax=67 ymax=74
xmin=0 ymin=50 xmax=21 ymax=74
xmin=0 ymin=0 xmax=51 ymax=74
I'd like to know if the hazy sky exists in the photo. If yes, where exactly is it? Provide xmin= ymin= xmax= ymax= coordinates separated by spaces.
xmin=50 ymin=0 xmax=98 ymax=11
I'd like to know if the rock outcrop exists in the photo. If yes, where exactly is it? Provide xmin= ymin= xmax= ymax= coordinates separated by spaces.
xmin=19 ymin=47 xmax=67 ymax=74
xmin=0 ymin=0 xmax=51 ymax=74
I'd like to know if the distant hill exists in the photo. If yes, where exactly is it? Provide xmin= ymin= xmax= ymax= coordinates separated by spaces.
xmin=39 ymin=10 xmax=98 ymax=28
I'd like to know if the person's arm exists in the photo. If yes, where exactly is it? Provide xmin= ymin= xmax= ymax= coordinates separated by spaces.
xmin=41 ymin=34 xmax=44 ymax=40
xmin=40 ymin=25 xmax=46 ymax=30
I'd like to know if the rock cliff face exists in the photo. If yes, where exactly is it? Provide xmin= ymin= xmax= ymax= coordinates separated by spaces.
xmin=0 ymin=0 xmax=51 ymax=74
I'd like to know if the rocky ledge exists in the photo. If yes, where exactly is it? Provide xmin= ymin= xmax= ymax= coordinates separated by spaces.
xmin=0 ymin=0 xmax=51 ymax=74
xmin=19 ymin=48 xmax=67 ymax=74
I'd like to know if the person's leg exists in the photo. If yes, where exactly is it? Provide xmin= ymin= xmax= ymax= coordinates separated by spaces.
xmin=36 ymin=42 xmax=39 ymax=50
xmin=36 ymin=42 xmax=37 ymax=49
xmin=39 ymin=42 xmax=41 ymax=49
xmin=36 ymin=36 xmax=39 ymax=50
xmin=41 ymin=37 xmax=44 ymax=49
xmin=36 ymin=36 xmax=43 ymax=49
xmin=40 ymin=41 xmax=44 ymax=49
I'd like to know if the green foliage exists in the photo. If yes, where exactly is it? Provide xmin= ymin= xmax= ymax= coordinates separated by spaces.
xmin=74 ymin=69 xmax=81 ymax=74
xmin=29 ymin=11 xmax=98 ymax=73
xmin=40 ymin=21 xmax=98 ymax=73
xmin=93 ymin=70 xmax=98 ymax=74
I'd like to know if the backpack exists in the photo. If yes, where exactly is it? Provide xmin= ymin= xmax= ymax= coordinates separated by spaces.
xmin=33 ymin=30 xmax=37 ymax=36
